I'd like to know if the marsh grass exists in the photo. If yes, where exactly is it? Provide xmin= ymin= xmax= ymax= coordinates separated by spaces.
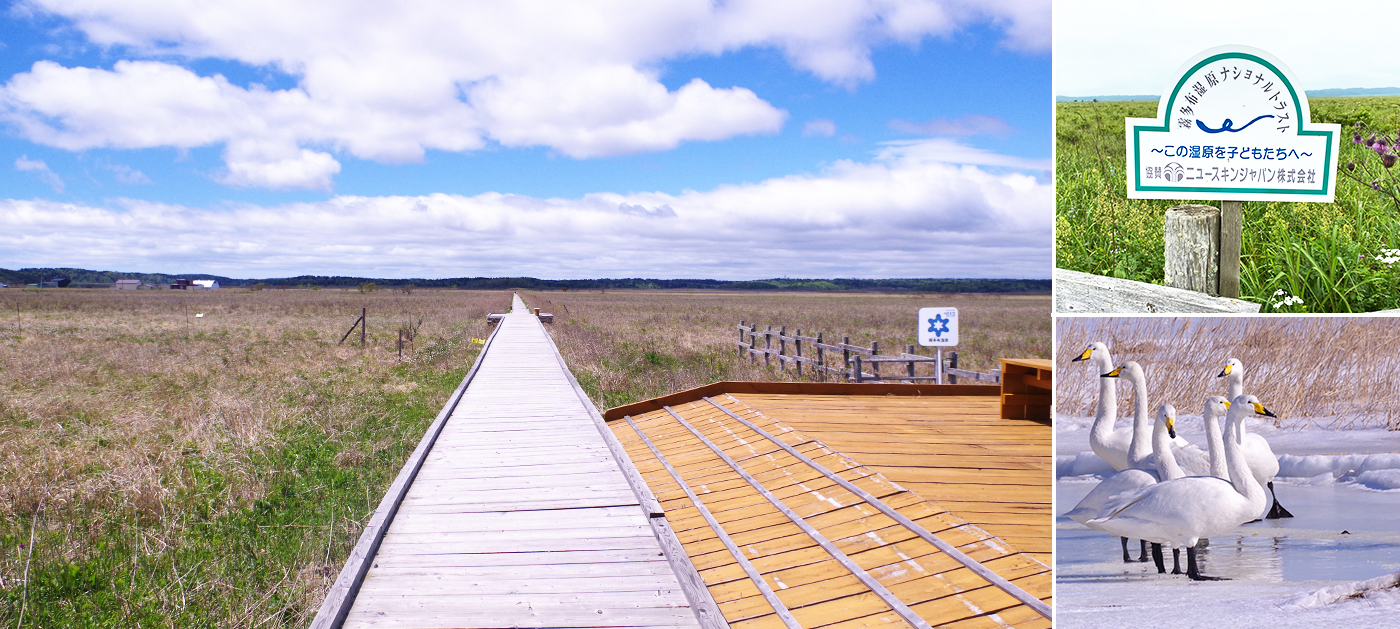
xmin=1056 ymin=97 xmax=1400 ymax=312
xmin=522 ymin=290 xmax=1051 ymax=410
xmin=1057 ymin=317 xmax=1400 ymax=430
xmin=0 ymin=288 xmax=506 ymax=627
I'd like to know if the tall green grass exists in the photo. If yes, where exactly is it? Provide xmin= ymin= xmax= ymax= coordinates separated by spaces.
xmin=1057 ymin=97 xmax=1400 ymax=312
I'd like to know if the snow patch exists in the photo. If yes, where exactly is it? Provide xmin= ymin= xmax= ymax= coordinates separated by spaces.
xmin=1284 ymin=571 xmax=1400 ymax=609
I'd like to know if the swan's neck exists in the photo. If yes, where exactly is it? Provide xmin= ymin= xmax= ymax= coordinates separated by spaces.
xmin=1228 ymin=374 xmax=1243 ymax=406
xmin=1126 ymin=372 xmax=1153 ymax=469
xmin=1089 ymin=355 xmax=1117 ymax=443
xmin=1152 ymin=418 xmax=1184 ymax=480
xmin=1204 ymin=410 xmax=1227 ymax=480
xmin=1225 ymin=413 xmax=1265 ymax=506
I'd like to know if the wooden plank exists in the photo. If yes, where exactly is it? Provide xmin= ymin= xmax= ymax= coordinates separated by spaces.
xmin=662 ymin=407 xmax=934 ymax=629
xmin=1053 ymin=267 xmax=1259 ymax=313
xmin=624 ymin=415 xmax=803 ymax=629
xmin=310 ymin=309 xmax=507 ymax=629
xmin=702 ymin=397 xmax=1051 ymax=621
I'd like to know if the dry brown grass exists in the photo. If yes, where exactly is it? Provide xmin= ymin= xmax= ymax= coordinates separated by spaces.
xmin=1056 ymin=317 xmax=1400 ymax=430
xmin=0 ymin=287 xmax=507 ymax=626
xmin=522 ymin=290 xmax=1051 ymax=410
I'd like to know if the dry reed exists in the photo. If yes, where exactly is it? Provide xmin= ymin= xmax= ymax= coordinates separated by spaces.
xmin=1056 ymin=317 xmax=1400 ymax=430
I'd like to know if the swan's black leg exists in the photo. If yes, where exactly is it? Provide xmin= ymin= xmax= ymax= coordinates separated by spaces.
xmin=1171 ymin=547 xmax=1182 ymax=574
xmin=1139 ymin=539 xmax=1149 ymax=562
xmin=1266 ymin=482 xmax=1295 ymax=518
xmin=1187 ymin=546 xmax=1227 ymax=581
xmin=1121 ymin=537 xmax=1132 ymax=563
xmin=1151 ymin=543 xmax=1165 ymax=573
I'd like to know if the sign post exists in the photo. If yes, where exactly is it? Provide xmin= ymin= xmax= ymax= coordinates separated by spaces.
xmin=917 ymin=307 xmax=958 ymax=384
xmin=1127 ymin=45 xmax=1339 ymax=299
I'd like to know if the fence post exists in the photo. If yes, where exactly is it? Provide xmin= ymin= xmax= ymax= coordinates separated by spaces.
xmin=795 ymin=329 xmax=803 ymax=377
xmin=905 ymin=345 xmax=916 ymax=381
xmin=778 ymin=325 xmax=787 ymax=372
xmin=842 ymin=336 xmax=850 ymax=379
xmin=816 ymin=332 xmax=824 ymax=379
xmin=949 ymin=352 xmax=959 ymax=385
xmin=398 ymin=329 xmax=403 ymax=359
xmin=871 ymin=341 xmax=880 ymax=381
xmin=764 ymin=326 xmax=772 ymax=367
xmin=738 ymin=320 xmax=745 ymax=358
xmin=854 ymin=355 xmax=863 ymax=383
xmin=361 ymin=307 xmax=366 ymax=347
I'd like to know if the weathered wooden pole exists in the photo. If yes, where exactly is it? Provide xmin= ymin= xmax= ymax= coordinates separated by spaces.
xmin=795 ymin=330 xmax=803 ymax=377
xmin=1219 ymin=201 xmax=1243 ymax=299
xmin=871 ymin=341 xmax=880 ymax=381
xmin=1164 ymin=204 xmax=1222 ymax=296
xmin=361 ymin=307 xmax=366 ymax=347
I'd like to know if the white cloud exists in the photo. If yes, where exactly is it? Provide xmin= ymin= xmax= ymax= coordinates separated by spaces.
xmin=891 ymin=113 xmax=1013 ymax=138
xmin=0 ymin=138 xmax=1050 ymax=278
xmin=14 ymin=155 xmax=64 ymax=192
xmin=803 ymin=119 xmax=837 ymax=137
xmin=2 ymin=0 xmax=1047 ymax=189
xmin=105 ymin=163 xmax=151 ymax=184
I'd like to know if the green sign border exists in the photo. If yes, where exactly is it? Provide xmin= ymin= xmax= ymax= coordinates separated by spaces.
xmin=1129 ymin=51 xmax=1336 ymax=198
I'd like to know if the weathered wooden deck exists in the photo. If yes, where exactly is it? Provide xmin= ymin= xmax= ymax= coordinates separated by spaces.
xmin=313 ymin=295 xmax=716 ymax=629
xmin=609 ymin=388 xmax=1052 ymax=628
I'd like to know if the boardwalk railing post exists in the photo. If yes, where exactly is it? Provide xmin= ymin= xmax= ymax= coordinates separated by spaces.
xmin=842 ymin=336 xmax=851 ymax=381
xmin=795 ymin=330 xmax=803 ymax=377
xmin=816 ymin=333 xmax=824 ymax=380
xmin=778 ymin=325 xmax=787 ymax=372
xmin=871 ymin=341 xmax=880 ymax=382
xmin=949 ymin=352 xmax=958 ymax=384
xmin=905 ymin=344 xmax=916 ymax=382
xmin=854 ymin=355 xmax=863 ymax=383
xmin=764 ymin=325 xmax=772 ymax=368
xmin=738 ymin=321 xmax=745 ymax=358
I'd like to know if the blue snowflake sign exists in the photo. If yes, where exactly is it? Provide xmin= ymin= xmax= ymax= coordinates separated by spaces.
xmin=917 ymin=307 xmax=958 ymax=347
xmin=1126 ymin=45 xmax=1339 ymax=202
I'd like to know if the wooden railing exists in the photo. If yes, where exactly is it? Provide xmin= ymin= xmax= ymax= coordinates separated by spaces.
xmin=736 ymin=321 xmax=1000 ymax=384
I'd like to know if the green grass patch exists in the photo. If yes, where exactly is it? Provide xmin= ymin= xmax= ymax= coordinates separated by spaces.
xmin=1057 ymin=97 xmax=1400 ymax=312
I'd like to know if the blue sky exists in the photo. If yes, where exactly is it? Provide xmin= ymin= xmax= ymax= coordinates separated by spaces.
xmin=1 ymin=0 xmax=1051 ymax=279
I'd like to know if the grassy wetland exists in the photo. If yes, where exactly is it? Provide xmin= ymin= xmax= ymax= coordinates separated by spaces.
xmin=521 ymin=289 xmax=1051 ymax=410
xmin=1 ymin=287 xmax=1049 ymax=626
xmin=1056 ymin=96 xmax=1400 ymax=312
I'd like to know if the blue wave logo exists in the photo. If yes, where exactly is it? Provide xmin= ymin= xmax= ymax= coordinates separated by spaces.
xmin=1196 ymin=115 xmax=1275 ymax=134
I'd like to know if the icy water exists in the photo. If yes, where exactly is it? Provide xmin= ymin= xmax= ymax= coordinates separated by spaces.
xmin=1057 ymin=423 xmax=1400 ymax=628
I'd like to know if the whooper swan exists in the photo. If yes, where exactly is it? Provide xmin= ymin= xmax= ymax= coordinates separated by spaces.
xmin=1087 ymin=395 xmax=1276 ymax=581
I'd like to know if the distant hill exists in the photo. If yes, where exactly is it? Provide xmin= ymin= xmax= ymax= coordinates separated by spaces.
xmin=0 ymin=267 xmax=1050 ymax=294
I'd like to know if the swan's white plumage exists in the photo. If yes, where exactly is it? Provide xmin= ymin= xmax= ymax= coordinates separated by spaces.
xmin=1168 ymin=396 xmax=1231 ymax=479
xmin=1065 ymin=404 xmax=1185 ymax=525
xmin=1219 ymin=357 xmax=1283 ymax=516
xmin=1086 ymin=396 xmax=1272 ymax=550
xmin=1076 ymin=343 xmax=1133 ymax=470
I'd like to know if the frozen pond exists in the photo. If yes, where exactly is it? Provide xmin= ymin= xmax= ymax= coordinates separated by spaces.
xmin=1057 ymin=417 xmax=1400 ymax=628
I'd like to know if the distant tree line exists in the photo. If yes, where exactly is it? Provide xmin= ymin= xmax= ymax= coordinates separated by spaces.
xmin=1 ymin=267 xmax=1050 ymax=294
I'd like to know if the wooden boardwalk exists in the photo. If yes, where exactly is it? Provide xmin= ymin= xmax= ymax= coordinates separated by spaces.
xmin=314 ymin=295 xmax=715 ymax=629
xmin=729 ymin=393 xmax=1052 ymax=565
xmin=610 ymin=389 xmax=1052 ymax=628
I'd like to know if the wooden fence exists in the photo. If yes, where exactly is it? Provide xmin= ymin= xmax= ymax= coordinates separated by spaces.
xmin=736 ymin=321 xmax=1000 ymax=384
